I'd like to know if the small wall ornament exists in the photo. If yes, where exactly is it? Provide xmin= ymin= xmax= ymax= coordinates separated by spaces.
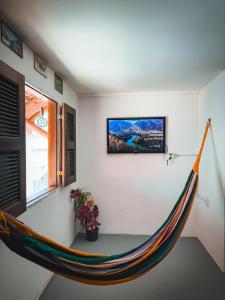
xmin=54 ymin=73 xmax=63 ymax=94
xmin=1 ymin=21 xmax=23 ymax=58
xmin=34 ymin=53 xmax=47 ymax=78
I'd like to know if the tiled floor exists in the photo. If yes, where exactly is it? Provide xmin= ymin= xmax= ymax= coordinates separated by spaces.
xmin=40 ymin=234 xmax=225 ymax=300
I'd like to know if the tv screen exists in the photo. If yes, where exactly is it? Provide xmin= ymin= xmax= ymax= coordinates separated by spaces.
xmin=107 ymin=117 xmax=166 ymax=153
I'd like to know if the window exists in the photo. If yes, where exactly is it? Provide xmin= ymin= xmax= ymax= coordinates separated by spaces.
xmin=0 ymin=61 xmax=77 ymax=217
xmin=25 ymin=85 xmax=57 ymax=202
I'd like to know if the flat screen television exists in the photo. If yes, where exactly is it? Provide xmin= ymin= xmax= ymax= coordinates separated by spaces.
xmin=107 ymin=117 xmax=166 ymax=154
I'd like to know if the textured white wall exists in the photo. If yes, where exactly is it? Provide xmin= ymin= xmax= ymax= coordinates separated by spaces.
xmin=78 ymin=92 xmax=198 ymax=236
xmin=0 ymin=34 xmax=79 ymax=299
xmin=196 ymin=71 xmax=225 ymax=272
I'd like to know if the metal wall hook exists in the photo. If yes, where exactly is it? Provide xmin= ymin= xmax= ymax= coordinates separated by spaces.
xmin=164 ymin=144 xmax=197 ymax=166
xmin=164 ymin=153 xmax=175 ymax=166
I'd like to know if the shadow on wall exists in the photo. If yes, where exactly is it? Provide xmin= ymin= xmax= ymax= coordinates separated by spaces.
xmin=210 ymin=126 xmax=225 ymax=203
xmin=210 ymin=125 xmax=225 ymax=272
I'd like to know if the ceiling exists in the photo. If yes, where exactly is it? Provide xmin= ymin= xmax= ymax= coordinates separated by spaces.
xmin=0 ymin=0 xmax=225 ymax=94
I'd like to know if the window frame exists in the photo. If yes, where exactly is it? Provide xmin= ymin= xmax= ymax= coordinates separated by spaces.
xmin=0 ymin=61 xmax=77 ymax=217
xmin=25 ymin=83 xmax=58 ymax=204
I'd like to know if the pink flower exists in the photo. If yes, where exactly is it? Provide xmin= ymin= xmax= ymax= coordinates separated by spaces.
xmin=70 ymin=189 xmax=82 ymax=198
xmin=71 ymin=187 xmax=100 ymax=231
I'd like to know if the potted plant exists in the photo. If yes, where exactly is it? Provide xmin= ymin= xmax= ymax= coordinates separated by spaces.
xmin=70 ymin=188 xmax=100 ymax=242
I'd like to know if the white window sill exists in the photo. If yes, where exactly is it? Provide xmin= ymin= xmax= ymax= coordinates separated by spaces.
xmin=27 ymin=189 xmax=57 ymax=209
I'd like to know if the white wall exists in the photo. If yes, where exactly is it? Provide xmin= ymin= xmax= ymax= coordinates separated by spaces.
xmin=196 ymin=71 xmax=225 ymax=272
xmin=78 ymin=92 xmax=198 ymax=236
xmin=0 ymin=33 xmax=79 ymax=299
xmin=0 ymin=22 xmax=223 ymax=300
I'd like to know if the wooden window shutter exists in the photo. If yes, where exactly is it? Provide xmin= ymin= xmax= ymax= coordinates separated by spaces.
xmin=0 ymin=61 xmax=26 ymax=217
xmin=61 ymin=103 xmax=76 ymax=187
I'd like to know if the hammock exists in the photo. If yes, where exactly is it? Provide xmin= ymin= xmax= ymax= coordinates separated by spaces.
xmin=0 ymin=120 xmax=211 ymax=286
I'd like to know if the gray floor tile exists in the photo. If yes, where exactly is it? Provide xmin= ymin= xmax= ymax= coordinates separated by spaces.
xmin=40 ymin=235 xmax=225 ymax=300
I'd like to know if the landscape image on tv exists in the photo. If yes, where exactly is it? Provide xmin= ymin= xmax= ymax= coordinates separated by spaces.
xmin=107 ymin=117 xmax=166 ymax=153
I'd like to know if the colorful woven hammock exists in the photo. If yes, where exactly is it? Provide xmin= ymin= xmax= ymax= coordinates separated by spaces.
xmin=0 ymin=120 xmax=211 ymax=286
